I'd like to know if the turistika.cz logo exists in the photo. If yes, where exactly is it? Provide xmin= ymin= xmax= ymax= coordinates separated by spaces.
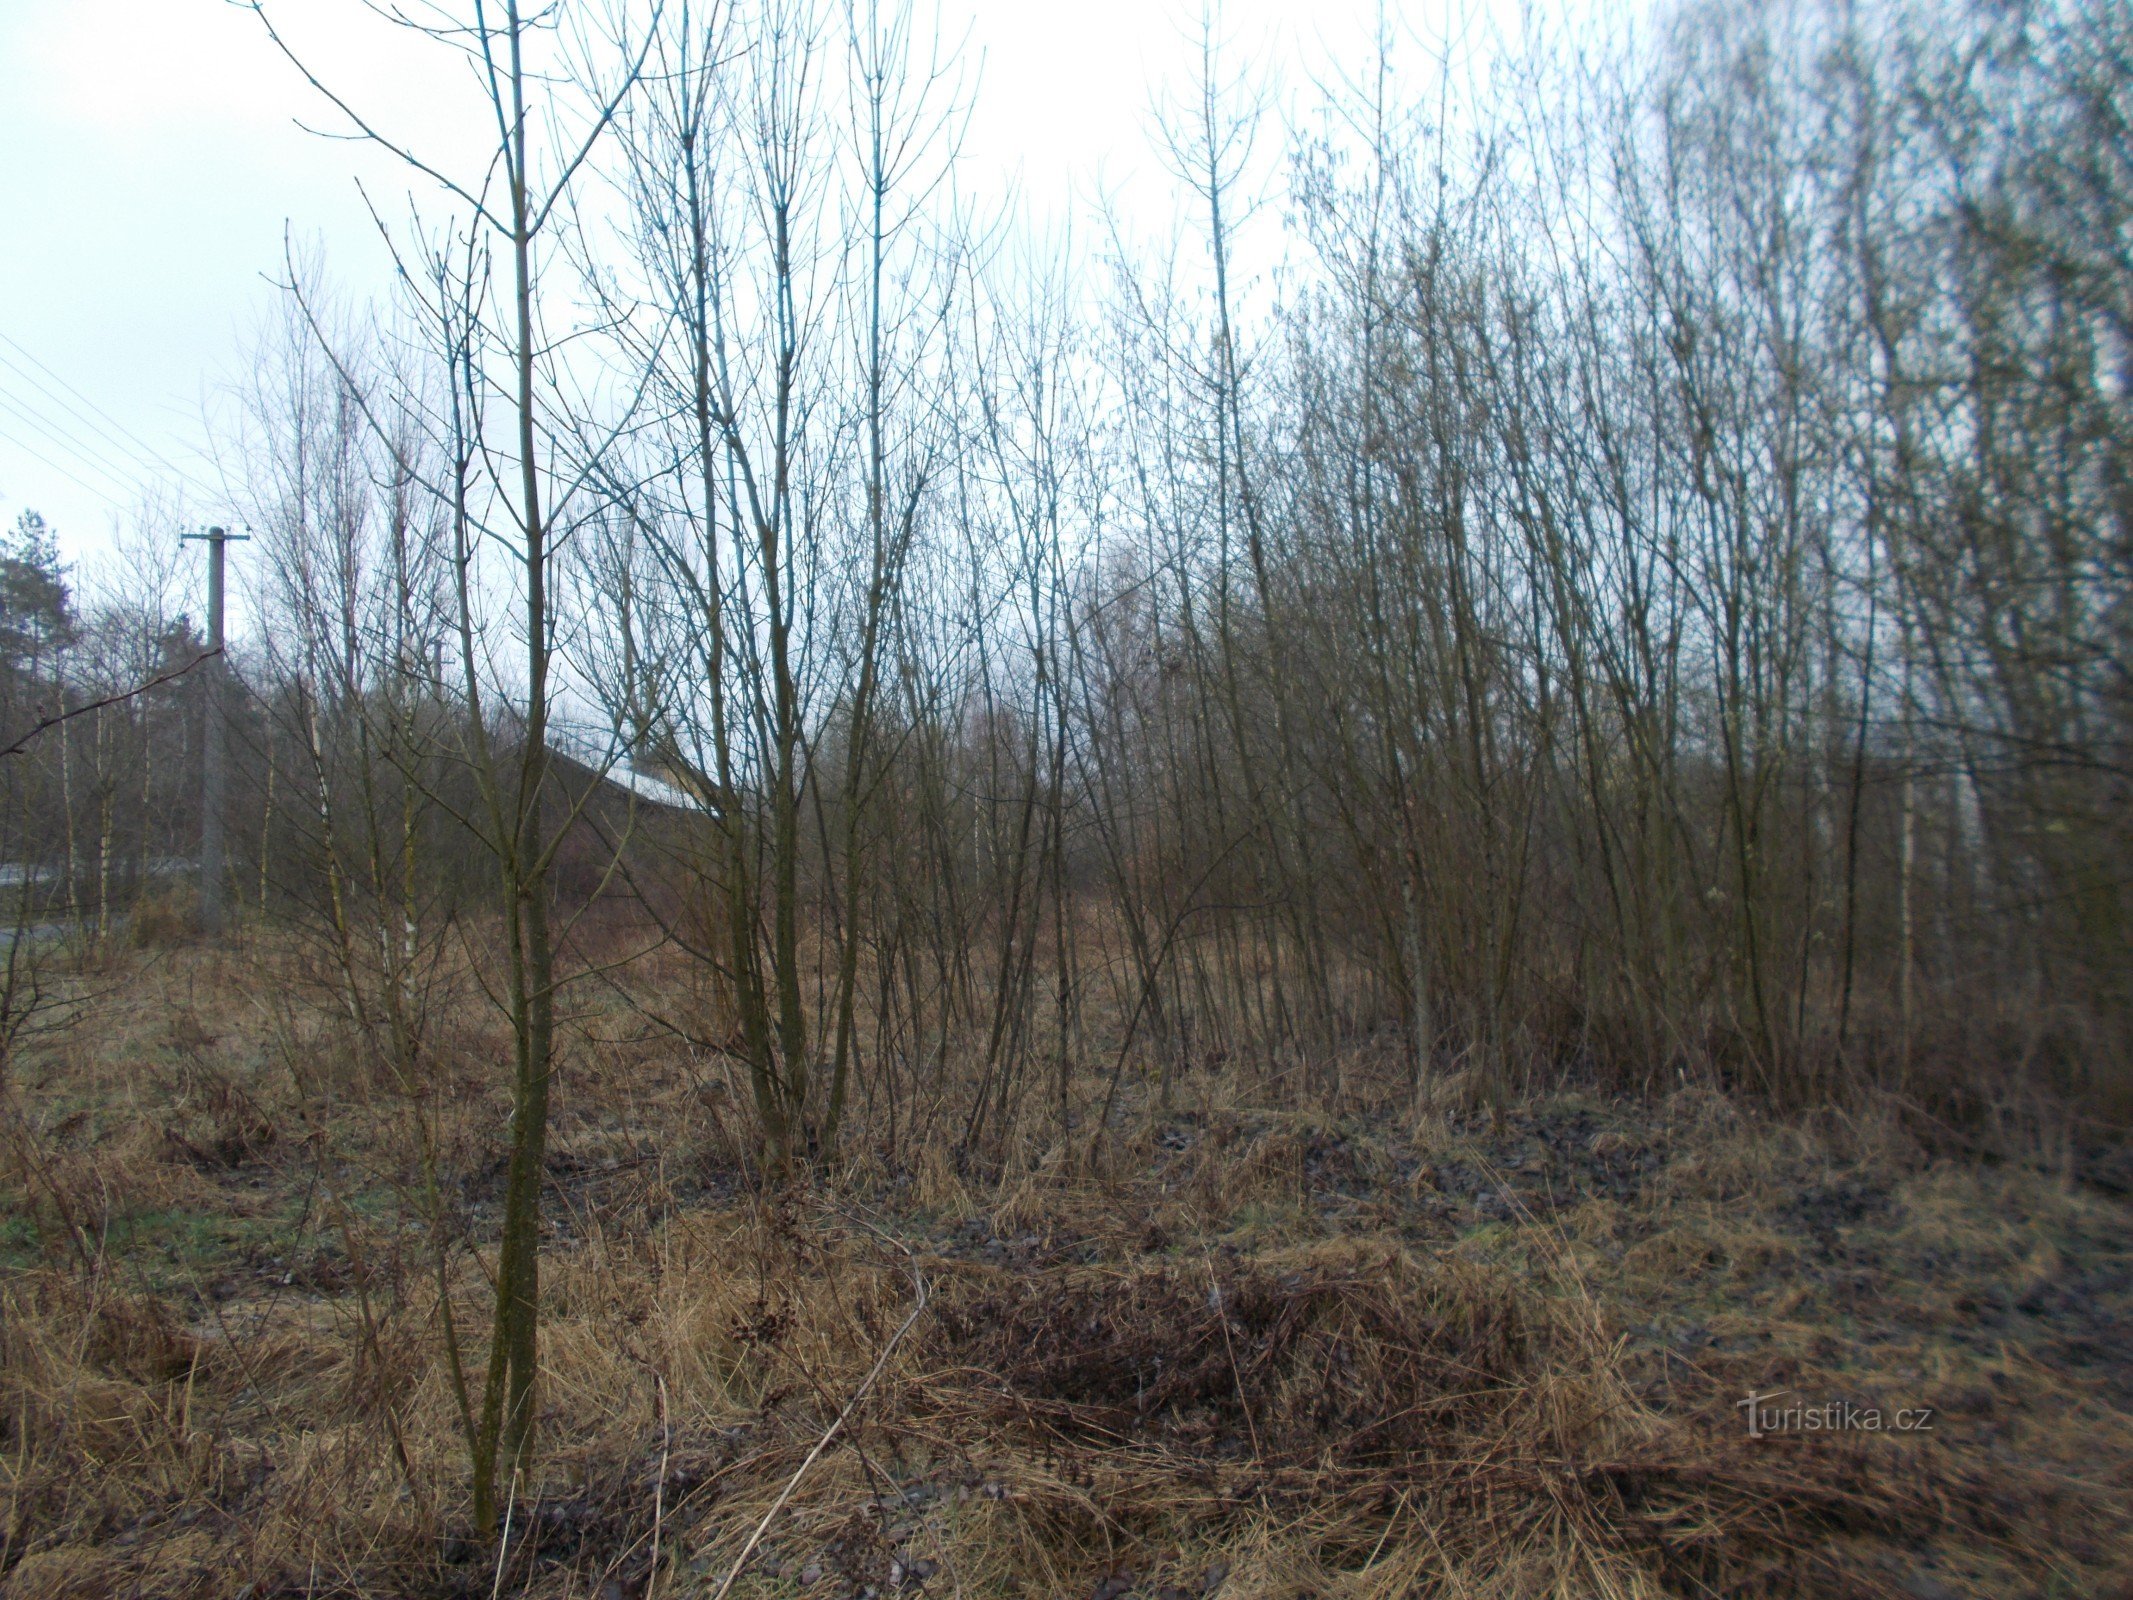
xmin=1737 ymin=1390 xmax=1935 ymax=1439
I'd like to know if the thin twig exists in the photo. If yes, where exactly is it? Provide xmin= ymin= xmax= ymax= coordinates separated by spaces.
xmin=1204 ymin=1251 xmax=1261 ymax=1461
xmin=490 ymin=1467 xmax=520 ymax=1600
xmin=708 ymin=1267 xmax=931 ymax=1600
xmin=0 ymin=652 xmax=216 ymax=760
xmin=647 ymin=1373 xmax=671 ymax=1600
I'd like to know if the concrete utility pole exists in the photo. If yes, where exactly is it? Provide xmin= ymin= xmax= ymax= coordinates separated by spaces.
xmin=181 ymin=525 xmax=248 ymax=934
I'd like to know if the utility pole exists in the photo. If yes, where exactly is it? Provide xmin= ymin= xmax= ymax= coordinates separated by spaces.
xmin=181 ymin=525 xmax=248 ymax=934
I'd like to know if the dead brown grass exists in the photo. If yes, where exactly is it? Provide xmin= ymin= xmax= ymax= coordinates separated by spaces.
xmin=0 ymin=940 xmax=2127 ymax=1600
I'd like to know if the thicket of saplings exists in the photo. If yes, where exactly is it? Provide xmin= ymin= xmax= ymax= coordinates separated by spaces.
xmin=1 ymin=0 xmax=2128 ymax=1587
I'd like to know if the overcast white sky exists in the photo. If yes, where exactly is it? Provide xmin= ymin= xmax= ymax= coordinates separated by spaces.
xmin=0 ymin=0 xmax=1453 ymax=577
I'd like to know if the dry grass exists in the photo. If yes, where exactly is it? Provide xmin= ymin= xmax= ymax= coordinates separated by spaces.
xmin=1 ymin=941 xmax=2128 ymax=1599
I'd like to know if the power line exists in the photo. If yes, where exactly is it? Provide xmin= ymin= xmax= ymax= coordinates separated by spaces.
xmin=0 ymin=360 xmax=222 ymax=507
xmin=0 ymin=420 xmax=133 ymax=515
xmin=0 ymin=384 xmax=219 ymax=522
xmin=0 ymin=378 xmax=172 ymax=501
xmin=0 ymin=326 xmax=222 ymax=499
xmin=0 ymin=360 xmax=206 ymax=501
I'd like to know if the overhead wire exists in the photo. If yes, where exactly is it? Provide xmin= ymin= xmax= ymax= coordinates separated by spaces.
xmin=0 ymin=420 xmax=133 ymax=515
xmin=0 ymin=378 xmax=172 ymax=499
xmin=0 ymin=329 xmax=226 ymax=507
xmin=0 ymin=330 xmax=222 ymax=489
xmin=0 ymin=373 xmax=222 ymax=512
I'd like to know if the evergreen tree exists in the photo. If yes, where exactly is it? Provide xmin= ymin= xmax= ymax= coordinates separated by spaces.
xmin=0 ymin=511 xmax=76 ymax=679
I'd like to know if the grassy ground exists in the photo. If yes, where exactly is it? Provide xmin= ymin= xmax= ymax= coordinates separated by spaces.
xmin=2 ymin=943 xmax=2129 ymax=1599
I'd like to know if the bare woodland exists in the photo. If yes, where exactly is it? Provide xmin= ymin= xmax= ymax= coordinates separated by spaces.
xmin=1 ymin=0 xmax=2131 ymax=1594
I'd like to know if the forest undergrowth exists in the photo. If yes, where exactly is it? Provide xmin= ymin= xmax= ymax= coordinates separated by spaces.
xmin=2 ymin=939 xmax=2129 ymax=1600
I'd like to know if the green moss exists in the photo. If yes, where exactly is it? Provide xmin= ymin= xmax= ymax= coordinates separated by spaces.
xmin=0 ymin=1205 xmax=43 ymax=1270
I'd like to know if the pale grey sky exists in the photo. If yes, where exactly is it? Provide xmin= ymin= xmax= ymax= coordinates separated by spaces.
xmin=0 ymin=0 xmax=1438 ymax=573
